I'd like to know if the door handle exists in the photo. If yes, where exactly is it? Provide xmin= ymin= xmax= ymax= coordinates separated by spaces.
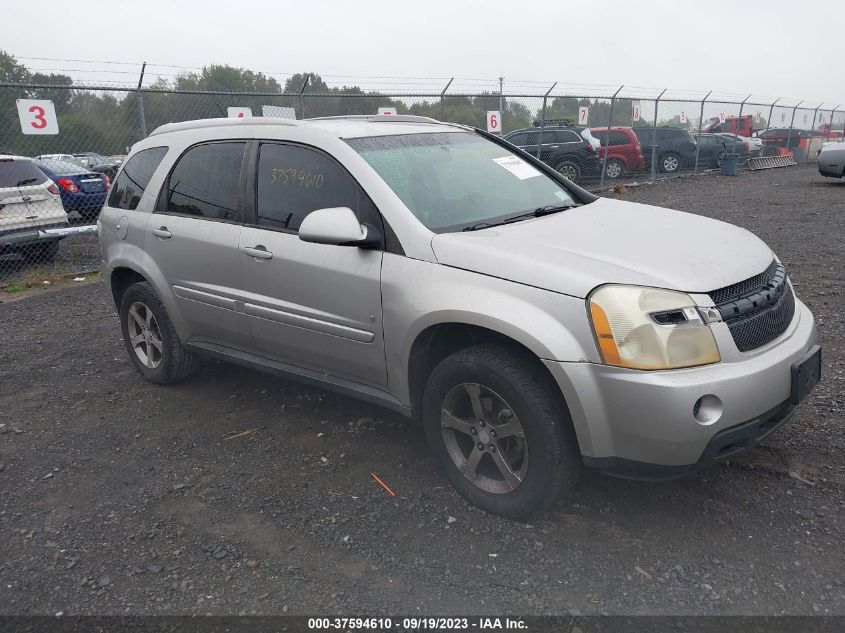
xmin=152 ymin=226 xmax=172 ymax=239
xmin=242 ymin=245 xmax=273 ymax=260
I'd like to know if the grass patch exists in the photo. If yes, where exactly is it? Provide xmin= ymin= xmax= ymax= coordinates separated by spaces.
xmin=2 ymin=269 xmax=101 ymax=295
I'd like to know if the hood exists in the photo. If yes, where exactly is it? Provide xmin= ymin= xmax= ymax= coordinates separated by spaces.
xmin=431 ymin=198 xmax=774 ymax=299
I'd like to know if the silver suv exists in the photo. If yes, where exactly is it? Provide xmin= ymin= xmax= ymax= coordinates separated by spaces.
xmin=99 ymin=115 xmax=821 ymax=518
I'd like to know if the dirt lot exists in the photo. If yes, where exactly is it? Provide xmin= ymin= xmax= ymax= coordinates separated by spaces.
xmin=0 ymin=165 xmax=842 ymax=616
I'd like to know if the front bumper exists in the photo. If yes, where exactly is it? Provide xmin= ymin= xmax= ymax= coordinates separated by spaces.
xmin=544 ymin=298 xmax=818 ymax=473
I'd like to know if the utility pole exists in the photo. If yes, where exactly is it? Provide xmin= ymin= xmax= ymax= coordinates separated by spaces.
xmin=498 ymin=76 xmax=504 ymax=125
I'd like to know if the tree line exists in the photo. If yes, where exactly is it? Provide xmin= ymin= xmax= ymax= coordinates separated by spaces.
xmin=2 ymin=51 xmax=734 ymax=157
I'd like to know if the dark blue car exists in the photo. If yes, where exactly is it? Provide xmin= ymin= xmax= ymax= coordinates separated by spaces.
xmin=35 ymin=158 xmax=109 ymax=222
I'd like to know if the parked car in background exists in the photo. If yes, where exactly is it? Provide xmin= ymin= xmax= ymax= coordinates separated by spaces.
xmin=751 ymin=128 xmax=825 ymax=160
xmin=692 ymin=134 xmax=731 ymax=168
xmin=0 ymin=155 xmax=67 ymax=263
xmin=99 ymin=115 xmax=820 ymax=518
xmin=631 ymin=127 xmax=698 ymax=173
xmin=36 ymin=158 xmax=110 ymax=222
xmin=717 ymin=133 xmax=763 ymax=157
xmin=817 ymin=142 xmax=845 ymax=178
xmin=589 ymin=126 xmax=645 ymax=178
xmin=73 ymin=153 xmax=123 ymax=180
xmin=36 ymin=153 xmax=84 ymax=166
xmin=504 ymin=123 xmax=602 ymax=183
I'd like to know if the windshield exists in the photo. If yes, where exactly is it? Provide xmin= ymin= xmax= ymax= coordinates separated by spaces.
xmin=347 ymin=131 xmax=578 ymax=232
xmin=0 ymin=158 xmax=48 ymax=188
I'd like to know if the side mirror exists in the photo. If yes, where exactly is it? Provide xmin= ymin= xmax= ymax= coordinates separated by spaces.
xmin=298 ymin=206 xmax=375 ymax=247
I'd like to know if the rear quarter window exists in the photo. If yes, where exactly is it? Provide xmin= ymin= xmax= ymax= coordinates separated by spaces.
xmin=108 ymin=146 xmax=168 ymax=210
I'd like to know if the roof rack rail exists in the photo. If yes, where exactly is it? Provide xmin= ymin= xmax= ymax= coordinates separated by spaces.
xmin=306 ymin=114 xmax=442 ymax=124
xmin=532 ymin=118 xmax=576 ymax=127
xmin=149 ymin=117 xmax=300 ymax=137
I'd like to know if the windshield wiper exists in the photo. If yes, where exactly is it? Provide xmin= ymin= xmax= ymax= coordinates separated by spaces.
xmin=503 ymin=204 xmax=577 ymax=225
xmin=462 ymin=221 xmax=505 ymax=232
xmin=461 ymin=204 xmax=577 ymax=232
xmin=16 ymin=178 xmax=40 ymax=186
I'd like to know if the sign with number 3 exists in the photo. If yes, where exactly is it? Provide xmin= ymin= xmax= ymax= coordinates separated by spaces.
xmin=17 ymin=99 xmax=59 ymax=135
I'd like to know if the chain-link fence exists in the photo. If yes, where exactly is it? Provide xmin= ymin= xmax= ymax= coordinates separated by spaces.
xmin=2 ymin=78 xmax=844 ymax=287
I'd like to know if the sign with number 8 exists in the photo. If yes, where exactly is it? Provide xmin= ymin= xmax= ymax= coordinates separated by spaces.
xmin=16 ymin=99 xmax=59 ymax=135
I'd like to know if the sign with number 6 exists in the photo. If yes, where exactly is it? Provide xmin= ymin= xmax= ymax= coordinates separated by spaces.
xmin=486 ymin=111 xmax=501 ymax=133
xmin=17 ymin=99 xmax=59 ymax=135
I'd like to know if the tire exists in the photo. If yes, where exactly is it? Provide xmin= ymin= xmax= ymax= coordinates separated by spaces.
xmin=659 ymin=151 xmax=681 ymax=173
xmin=119 ymin=281 xmax=198 ymax=384
xmin=24 ymin=240 xmax=59 ymax=264
xmin=553 ymin=160 xmax=581 ymax=183
xmin=605 ymin=159 xmax=625 ymax=179
xmin=422 ymin=344 xmax=581 ymax=519
xmin=716 ymin=152 xmax=726 ymax=168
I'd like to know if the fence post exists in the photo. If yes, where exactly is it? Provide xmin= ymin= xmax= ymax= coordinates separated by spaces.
xmin=785 ymin=100 xmax=803 ymax=157
xmin=734 ymin=94 xmax=750 ymax=155
xmin=693 ymin=90 xmax=711 ymax=175
xmin=600 ymin=85 xmax=623 ymax=188
xmin=536 ymin=82 xmax=557 ymax=159
xmin=809 ymin=104 xmax=821 ymax=160
xmin=298 ymin=74 xmax=310 ymax=119
xmin=136 ymin=62 xmax=147 ymax=139
xmin=651 ymin=88 xmax=667 ymax=182
xmin=766 ymin=98 xmax=780 ymax=135
xmin=439 ymin=77 xmax=453 ymax=121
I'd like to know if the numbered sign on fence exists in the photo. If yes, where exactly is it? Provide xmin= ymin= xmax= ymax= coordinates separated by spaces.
xmin=486 ymin=111 xmax=501 ymax=133
xmin=719 ymin=112 xmax=726 ymax=123
xmin=227 ymin=107 xmax=252 ymax=119
xmin=16 ymin=99 xmax=59 ymax=135
xmin=755 ymin=111 xmax=762 ymax=123
xmin=679 ymin=111 xmax=688 ymax=124
xmin=631 ymin=101 xmax=641 ymax=122
xmin=578 ymin=106 xmax=589 ymax=125
xmin=378 ymin=107 xmax=397 ymax=115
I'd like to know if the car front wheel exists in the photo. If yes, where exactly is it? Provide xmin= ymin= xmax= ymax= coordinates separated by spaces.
xmin=119 ymin=281 xmax=198 ymax=384
xmin=422 ymin=344 xmax=581 ymax=519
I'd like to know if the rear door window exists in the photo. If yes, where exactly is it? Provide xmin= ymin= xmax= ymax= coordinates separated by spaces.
xmin=0 ymin=158 xmax=48 ymax=188
xmin=164 ymin=142 xmax=245 ymax=221
xmin=109 ymin=146 xmax=168 ymax=210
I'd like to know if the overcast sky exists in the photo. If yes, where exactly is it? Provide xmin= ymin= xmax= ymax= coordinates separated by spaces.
xmin=5 ymin=0 xmax=843 ymax=105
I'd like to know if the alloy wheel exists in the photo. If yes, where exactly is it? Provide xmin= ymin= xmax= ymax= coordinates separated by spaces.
xmin=662 ymin=155 xmax=679 ymax=172
xmin=127 ymin=301 xmax=163 ymax=369
xmin=440 ymin=383 xmax=528 ymax=494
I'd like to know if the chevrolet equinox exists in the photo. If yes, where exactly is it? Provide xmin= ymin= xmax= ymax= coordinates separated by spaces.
xmin=98 ymin=115 xmax=821 ymax=518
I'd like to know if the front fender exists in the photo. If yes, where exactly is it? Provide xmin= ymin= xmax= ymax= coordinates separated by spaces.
xmin=381 ymin=255 xmax=599 ymax=406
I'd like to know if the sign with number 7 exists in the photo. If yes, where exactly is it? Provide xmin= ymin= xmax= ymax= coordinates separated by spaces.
xmin=16 ymin=99 xmax=59 ymax=135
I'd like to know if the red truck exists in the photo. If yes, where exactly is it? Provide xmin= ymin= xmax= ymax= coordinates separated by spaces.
xmin=701 ymin=114 xmax=754 ymax=136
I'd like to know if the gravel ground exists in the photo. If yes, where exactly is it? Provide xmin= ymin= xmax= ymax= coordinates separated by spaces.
xmin=0 ymin=165 xmax=842 ymax=616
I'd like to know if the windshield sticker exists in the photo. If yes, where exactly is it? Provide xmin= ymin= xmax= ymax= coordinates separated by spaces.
xmin=492 ymin=156 xmax=541 ymax=180
xmin=553 ymin=190 xmax=569 ymax=201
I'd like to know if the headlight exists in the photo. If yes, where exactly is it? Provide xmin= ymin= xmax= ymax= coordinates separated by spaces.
xmin=588 ymin=285 xmax=720 ymax=370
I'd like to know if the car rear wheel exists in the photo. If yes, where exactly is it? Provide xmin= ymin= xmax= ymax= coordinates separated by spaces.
xmin=119 ymin=281 xmax=198 ymax=384
xmin=605 ymin=159 xmax=624 ymax=179
xmin=716 ymin=151 xmax=726 ymax=168
xmin=422 ymin=344 xmax=581 ymax=519
xmin=660 ymin=152 xmax=681 ymax=173
xmin=554 ymin=160 xmax=581 ymax=183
